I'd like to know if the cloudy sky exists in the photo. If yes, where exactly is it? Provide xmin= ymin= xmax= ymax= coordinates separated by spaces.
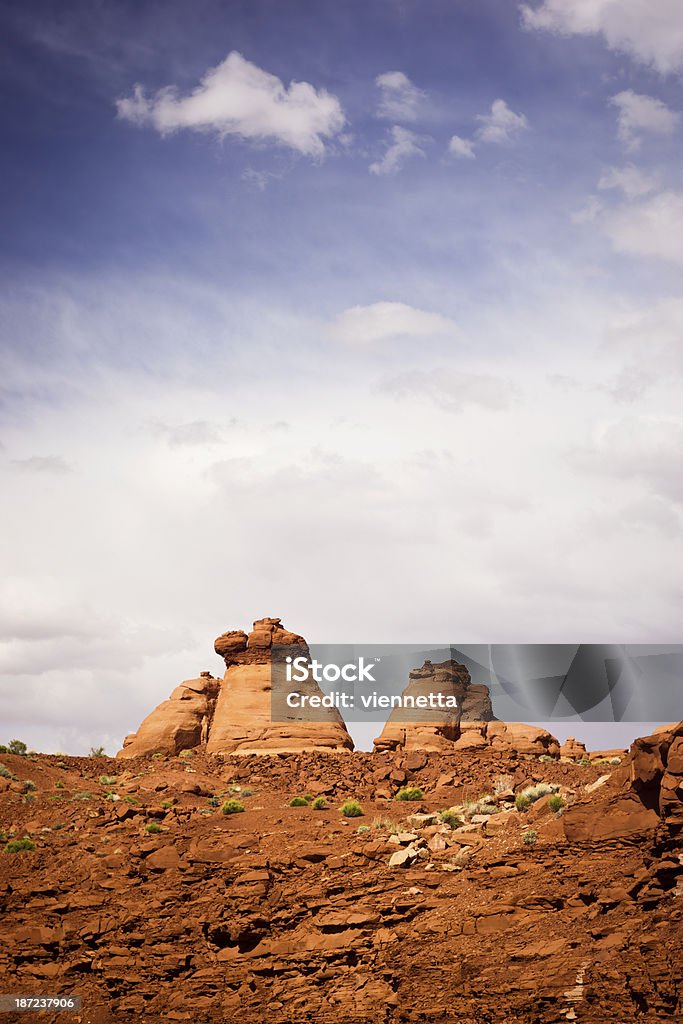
xmin=1 ymin=0 xmax=682 ymax=753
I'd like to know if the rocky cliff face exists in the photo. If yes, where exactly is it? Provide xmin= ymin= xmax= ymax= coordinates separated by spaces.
xmin=117 ymin=618 xmax=354 ymax=758
xmin=373 ymin=658 xmax=559 ymax=757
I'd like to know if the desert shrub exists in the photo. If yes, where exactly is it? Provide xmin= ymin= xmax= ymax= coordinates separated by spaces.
xmin=151 ymin=753 xmax=165 ymax=760
xmin=161 ymin=799 xmax=175 ymax=810
xmin=311 ymin=797 xmax=328 ymax=810
xmin=493 ymin=774 xmax=514 ymax=794
xmin=548 ymin=795 xmax=564 ymax=813
xmin=439 ymin=809 xmax=463 ymax=829
xmin=464 ymin=800 xmax=497 ymax=819
xmin=0 ymin=764 xmax=15 ymax=779
xmin=289 ymin=796 xmax=309 ymax=807
xmin=90 ymin=746 xmax=106 ymax=757
xmin=22 ymin=794 xmax=35 ymax=804
xmin=0 ymin=745 xmax=7 ymax=754
xmin=24 ymin=780 xmax=36 ymax=791
xmin=178 ymin=749 xmax=194 ymax=759
xmin=5 ymin=837 xmax=36 ymax=853
xmin=610 ymin=757 xmax=622 ymax=765
xmin=104 ymin=792 xmax=119 ymax=802
xmin=8 ymin=740 xmax=27 ymax=756
xmin=515 ymin=793 xmax=531 ymax=812
xmin=145 ymin=822 xmax=163 ymax=834
xmin=577 ymin=758 xmax=591 ymax=766
xmin=357 ymin=824 xmax=370 ymax=833
xmin=99 ymin=775 xmax=117 ymax=786
xmin=523 ymin=830 xmax=538 ymax=846
xmin=517 ymin=783 xmax=555 ymax=810
xmin=207 ymin=796 xmax=219 ymax=808
xmin=395 ymin=787 xmax=423 ymax=802
xmin=340 ymin=799 xmax=364 ymax=818
xmin=221 ymin=799 xmax=245 ymax=815
xmin=55 ymin=781 xmax=65 ymax=789
xmin=123 ymin=796 xmax=139 ymax=805
xmin=240 ymin=788 xmax=255 ymax=798
xmin=72 ymin=791 xmax=91 ymax=801
xmin=539 ymin=754 xmax=555 ymax=763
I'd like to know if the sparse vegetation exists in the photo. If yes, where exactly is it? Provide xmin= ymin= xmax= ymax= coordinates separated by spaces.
xmin=72 ymin=792 xmax=92 ymax=801
xmin=4 ymin=837 xmax=36 ymax=854
xmin=548 ymin=795 xmax=565 ymax=813
xmin=152 ymin=753 xmax=165 ymax=760
xmin=161 ymin=799 xmax=175 ymax=810
xmin=90 ymin=746 xmax=106 ymax=757
xmin=24 ymin=780 xmax=36 ymax=791
xmin=55 ymin=781 xmax=65 ymax=789
xmin=99 ymin=775 xmax=118 ymax=786
xmin=221 ymin=799 xmax=245 ymax=815
xmin=0 ymin=764 xmax=15 ymax=779
xmin=340 ymin=799 xmax=364 ymax=818
xmin=539 ymin=754 xmax=556 ymax=763
xmin=178 ymin=749 xmax=194 ymax=759
xmin=515 ymin=793 xmax=531 ymax=812
xmin=516 ymin=783 xmax=556 ymax=812
xmin=145 ymin=822 xmax=163 ymax=834
xmin=311 ymin=797 xmax=328 ymax=810
xmin=395 ymin=787 xmax=423 ymax=802
xmin=493 ymin=774 xmax=514 ymax=794
xmin=610 ymin=757 xmax=622 ymax=765
xmin=289 ymin=796 xmax=309 ymax=807
xmin=7 ymin=740 xmax=28 ymax=756
xmin=372 ymin=815 xmax=399 ymax=832
xmin=207 ymin=796 xmax=220 ymax=808
xmin=577 ymin=758 xmax=591 ymax=766
xmin=463 ymin=799 xmax=497 ymax=818
xmin=439 ymin=809 xmax=463 ymax=829
xmin=523 ymin=829 xmax=538 ymax=845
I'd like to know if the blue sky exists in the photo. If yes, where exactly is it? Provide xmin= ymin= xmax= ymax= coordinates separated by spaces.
xmin=1 ymin=0 xmax=682 ymax=752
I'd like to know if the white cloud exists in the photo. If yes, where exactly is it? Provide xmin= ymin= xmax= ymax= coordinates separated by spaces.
xmin=379 ymin=368 xmax=515 ymax=412
xmin=149 ymin=419 xmax=231 ymax=448
xmin=598 ymin=164 xmax=658 ymax=198
xmin=10 ymin=455 xmax=72 ymax=474
xmin=116 ymin=51 xmax=345 ymax=157
xmin=573 ymin=415 xmax=683 ymax=505
xmin=369 ymin=125 xmax=427 ymax=175
xmin=476 ymin=99 xmax=528 ymax=145
xmin=520 ymin=0 xmax=683 ymax=74
xmin=605 ymin=190 xmax=683 ymax=266
xmin=330 ymin=302 xmax=457 ymax=345
xmin=610 ymin=91 xmax=679 ymax=151
xmin=571 ymin=195 xmax=603 ymax=224
xmin=606 ymin=298 xmax=683 ymax=381
xmin=448 ymin=134 xmax=476 ymax=159
xmin=375 ymin=71 xmax=426 ymax=122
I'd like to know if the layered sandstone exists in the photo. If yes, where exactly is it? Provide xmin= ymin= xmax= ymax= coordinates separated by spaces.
xmin=117 ymin=618 xmax=353 ymax=758
xmin=373 ymin=658 xmax=559 ymax=756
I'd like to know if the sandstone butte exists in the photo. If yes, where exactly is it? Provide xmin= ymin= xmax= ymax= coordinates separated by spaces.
xmin=118 ymin=618 xmax=354 ymax=758
xmin=118 ymin=618 xmax=569 ymax=761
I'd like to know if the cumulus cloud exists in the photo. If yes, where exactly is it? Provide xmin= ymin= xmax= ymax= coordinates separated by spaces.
xmin=610 ymin=91 xmax=679 ymax=151
xmin=116 ymin=51 xmax=346 ymax=157
xmin=476 ymin=99 xmax=528 ymax=145
xmin=598 ymin=164 xmax=658 ymax=199
xmin=448 ymin=134 xmax=476 ymax=159
xmin=375 ymin=71 xmax=426 ymax=121
xmin=379 ymin=368 xmax=515 ymax=412
xmin=605 ymin=190 xmax=683 ymax=266
xmin=369 ymin=125 xmax=427 ymax=175
xmin=520 ymin=0 xmax=683 ymax=74
xmin=330 ymin=302 xmax=457 ymax=345
xmin=606 ymin=298 xmax=683 ymax=384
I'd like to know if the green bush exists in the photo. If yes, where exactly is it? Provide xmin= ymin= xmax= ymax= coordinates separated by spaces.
xmin=178 ymin=749 xmax=194 ymax=759
xmin=289 ymin=796 xmax=309 ymax=807
xmin=161 ymin=799 xmax=175 ymax=810
xmin=151 ymin=753 xmax=165 ymax=760
xmin=539 ymin=754 xmax=555 ymax=763
xmin=0 ymin=745 xmax=7 ymax=754
xmin=464 ymin=799 xmax=497 ymax=818
xmin=439 ymin=809 xmax=463 ymax=829
xmin=55 ymin=781 xmax=65 ymax=789
xmin=357 ymin=824 xmax=370 ymax=833
xmin=4 ymin=837 xmax=36 ymax=854
xmin=548 ymin=795 xmax=564 ymax=813
xmin=515 ymin=793 xmax=531 ymax=812
xmin=577 ymin=758 xmax=591 ymax=766
xmin=311 ymin=797 xmax=328 ymax=810
xmin=23 ymin=780 xmax=36 ymax=791
xmin=99 ymin=775 xmax=117 ymax=786
xmin=72 ymin=791 xmax=91 ymax=801
xmin=340 ymin=799 xmax=364 ymax=818
xmin=523 ymin=830 xmax=538 ymax=846
xmin=0 ymin=764 xmax=15 ymax=779
xmin=207 ymin=796 xmax=219 ymax=808
xmin=8 ymin=740 xmax=27 ymax=756
xmin=90 ymin=746 xmax=106 ymax=757
xmin=145 ymin=822 xmax=163 ymax=834
xmin=610 ymin=757 xmax=622 ymax=765
xmin=221 ymin=799 xmax=245 ymax=815
xmin=395 ymin=787 xmax=423 ymax=802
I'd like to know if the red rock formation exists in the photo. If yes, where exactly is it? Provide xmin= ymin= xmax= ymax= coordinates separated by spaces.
xmin=629 ymin=720 xmax=683 ymax=823
xmin=373 ymin=658 xmax=560 ymax=756
xmin=118 ymin=619 xmax=353 ymax=758
xmin=559 ymin=736 xmax=587 ymax=760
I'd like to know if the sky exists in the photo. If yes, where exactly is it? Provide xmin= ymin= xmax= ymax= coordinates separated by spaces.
xmin=1 ymin=0 xmax=682 ymax=754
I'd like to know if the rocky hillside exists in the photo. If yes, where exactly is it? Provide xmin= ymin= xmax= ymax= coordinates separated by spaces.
xmin=1 ymin=723 xmax=682 ymax=1023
